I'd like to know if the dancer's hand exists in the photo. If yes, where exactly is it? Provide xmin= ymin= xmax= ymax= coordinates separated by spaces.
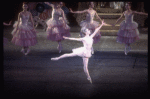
xmin=63 ymin=36 xmax=68 ymax=39
xmin=69 ymin=8 xmax=73 ymax=13
xmin=8 ymin=20 xmax=12 ymax=25
xmin=44 ymin=2 xmax=49 ymax=5
xmin=101 ymin=20 xmax=107 ymax=25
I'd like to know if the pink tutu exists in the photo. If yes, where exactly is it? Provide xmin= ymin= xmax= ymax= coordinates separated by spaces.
xmin=116 ymin=20 xmax=140 ymax=44
xmin=80 ymin=20 xmax=101 ymax=44
xmin=46 ymin=18 xmax=70 ymax=41
xmin=11 ymin=23 xmax=37 ymax=47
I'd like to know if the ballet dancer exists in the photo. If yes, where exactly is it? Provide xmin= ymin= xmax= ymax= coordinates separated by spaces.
xmin=70 ymin=2 xmax=107 ymax=54
xmin=112 ymin=2 xmax=148 ymax=55
xmin=51 ymin=20 xmax=106 ymax=83
xmin=11 ymin=2 xmax=37 ymax=55
xmin=44 ymin=2 xmax=70 ymax=53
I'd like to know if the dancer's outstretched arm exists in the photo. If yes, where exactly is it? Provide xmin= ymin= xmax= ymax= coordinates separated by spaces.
xmin=63 ymin=36 xmax=83 ymax=41
xmin=90 ymin=20 xmax=105 ymax=38
xmin=3 ymin=21 xmax=12 ymax=26
xmin=133 ymin=11 xmax=148 ymax=15
xmin=44 ymin=2 xmax=54 ymax=8
xmin=113 ymin=12 xmax=125 ymax=26
xmin=70 ymin=8 xmax=87 ymax=14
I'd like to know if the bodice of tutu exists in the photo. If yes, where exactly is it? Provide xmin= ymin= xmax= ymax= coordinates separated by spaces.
xmin=83 ymin=37 xmax=93 ymax=52
xmin=85 ymin=11 xmax=95 ymax=23
xmin=20 ymin=14 xmax=30 ymax=26
xmin=124 ymin=13 xmax=134 ymax=23
xmin=120 ymin=12 xmax=138 ymax=30
xmin=52 ymin=9 xmax=62 ymax=20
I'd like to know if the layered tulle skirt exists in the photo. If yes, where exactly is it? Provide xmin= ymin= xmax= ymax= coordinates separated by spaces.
xmin=116 ymin=20 xmax=140 ymax=44
xmin=11 ymin=22 xmax=37 ymax=47
xmin=46 ymin=18 xmax=70 ymax=41
xmin=72 ymin=47 xmax=92 ymax=58
xmin=80 ymin=20 xmax=101 ymax=44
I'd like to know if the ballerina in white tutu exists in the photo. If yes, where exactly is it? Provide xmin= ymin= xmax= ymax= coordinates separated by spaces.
xmin=51 ymin=20 xmax=106 ymax=83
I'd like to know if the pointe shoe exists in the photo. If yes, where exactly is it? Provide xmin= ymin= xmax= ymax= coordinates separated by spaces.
xmin=87 ymin=77 xmax=92 ymax=84
xmin=92 ymin=51 xmax=94 ymax=54
xmin=51 ymin=57 xmax=59 ymax=61
xmin=21 ymin=49 xmax=25 ymax=54
xmin=25 ymin=48 xmax=30 ymax=55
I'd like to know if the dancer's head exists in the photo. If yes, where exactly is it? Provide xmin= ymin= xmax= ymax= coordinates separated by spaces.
xmin=81 ymin=27 xmax=91 ymax=36
xmin=22 ymin=2 xmax=28 ymax=11
xmin=59 ymin=2 xmax=64 ymax=8
xmin=125 ymin=2 xmax=131 ymax=10
xmin=89 ymin=2 xmax=94 ymax=8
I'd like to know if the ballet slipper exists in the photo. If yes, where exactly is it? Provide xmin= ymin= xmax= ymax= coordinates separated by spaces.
xmin=25 ymin=48 xmax=30 ymax=55
xmin=21 ymin=48 xmax=25 ymax=54
xmin=87 ymin=77 xmax=92 ymax=84
xmin=124 ymin=46 xmax=127 ymax=55
xmin=51 ymin=57 xmax=59 ymax=61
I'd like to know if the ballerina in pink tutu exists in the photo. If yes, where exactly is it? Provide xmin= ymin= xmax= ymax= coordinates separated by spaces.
xmin=70 ymin=2 xmax=105 ymax=54
xmin=3 ymin=21 xmax=12 ymax=46
xmin=11 ymin=2 xmax=37 ymax=55
xmin=44 ymin=2 xmax=70 ymax=53
xmin=51 ymin=20 xmax=106 ymax=83
xmin=112 ymin=2 xmax=148 ymax=55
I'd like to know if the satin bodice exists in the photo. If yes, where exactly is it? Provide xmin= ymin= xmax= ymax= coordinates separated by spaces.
xmin=52 ymin=9 xmax=62 ymax=20
xmin=20 ymin=13 xmax=30 ymax=26
xmin=85 ymin=11 xmax=95 ymax=23
xmin=124 ymin=13 xmax=134 ymax=23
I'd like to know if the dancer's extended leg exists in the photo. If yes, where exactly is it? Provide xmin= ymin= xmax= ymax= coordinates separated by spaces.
xmin=51 ymin=53 xmax=77 ymax=60
xmin=83 ymin=57 xmax=92 ymax=83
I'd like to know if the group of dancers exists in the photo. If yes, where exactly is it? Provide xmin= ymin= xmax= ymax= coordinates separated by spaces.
xmin=3 ymin=2 xmax=148 ymax=83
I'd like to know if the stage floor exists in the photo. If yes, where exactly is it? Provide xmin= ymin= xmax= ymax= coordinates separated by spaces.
xmin=3 ymin=27 xmax=148 ymax=97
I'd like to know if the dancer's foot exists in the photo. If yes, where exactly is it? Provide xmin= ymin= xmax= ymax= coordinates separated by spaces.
xmin=25 ymin=48 xmax=30 ymax=55
xmin=124 ymin=46 xmax=127 ymax=55
xmin=127 ymin=46 xmax=131 ymax=53
xmin=92 ymin=51 xmax=94 ymax=54
xmin=87 ymin=77 xmax=92 ymax=84
xmin=21 ymin=48 xmax=25 ymax=54
xmin=51 ymin=57 xmax=59 ymax=61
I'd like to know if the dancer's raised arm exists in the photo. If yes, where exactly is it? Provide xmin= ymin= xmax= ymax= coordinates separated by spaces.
xmin=90 ymin=20 xmax=105 ymax=38
xmin=63 ymin=36 xmax=83 ymax=41
xmin=70 ymin=8 xmax=88 ymax=14
xmin=44 ymin=2 xmax=54 ymax=8
xmin=132 ymin=11 xmax=148 ymax=15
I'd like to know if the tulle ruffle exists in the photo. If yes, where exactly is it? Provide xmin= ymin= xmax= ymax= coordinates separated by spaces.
xmin=46 ymin=19 xmax=70 ymax=41
xmin=11 ymin=24 xmax=37 ymax=47
xmin=46 ymin=18 xmax=64 ymax=27
xmin=117 ymin=23 xmax=140 ymax=44
xmin=120 ymin=20 xmax=138 ymax=30
xmin=72 ymin=47 xmax=92 ymax=58
xmin=80 ymin=20 xmax=100 ymax=29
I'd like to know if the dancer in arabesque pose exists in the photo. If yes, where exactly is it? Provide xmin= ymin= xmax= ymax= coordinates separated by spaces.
xmin=51 ymin=20 xmax=106 ymax=83
xmin=112 ymin=2 xmax=148 ymax=55
xmin=70 ymin=2 xmax=109 ymax=54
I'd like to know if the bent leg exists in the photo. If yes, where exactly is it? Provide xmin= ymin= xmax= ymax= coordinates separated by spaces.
xmin=51 ymin=53 xmax=77 ymax=61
